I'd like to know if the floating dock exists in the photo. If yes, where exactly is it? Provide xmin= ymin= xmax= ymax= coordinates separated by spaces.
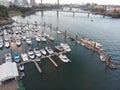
xmin=33 ymin=61 xmax=42 ymax=73
xmin=47 ymin=56 xmax=58 ymax=67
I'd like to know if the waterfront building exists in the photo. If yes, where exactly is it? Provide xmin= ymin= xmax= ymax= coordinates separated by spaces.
xmin=22 ymin=0 xmax=29 ymax=7
xmin=0 ymin=0 xmax=9 ymax=7
xmin=30 ymin=0 xmax=36 ymax=6
xmin=0 ymin=62 xmax=19 ymax=85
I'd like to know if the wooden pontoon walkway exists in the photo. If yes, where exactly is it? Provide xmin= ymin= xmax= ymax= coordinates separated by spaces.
xmin=33 ymin=61 xmax=42 ymax=73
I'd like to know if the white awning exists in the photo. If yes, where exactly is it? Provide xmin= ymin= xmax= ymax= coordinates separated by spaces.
xmin=0 ymin=62 xmax=19 ymax=82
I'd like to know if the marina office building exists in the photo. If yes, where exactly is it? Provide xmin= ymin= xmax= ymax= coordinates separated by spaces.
xmin=0 ymin=62 xmax=19 ymax=85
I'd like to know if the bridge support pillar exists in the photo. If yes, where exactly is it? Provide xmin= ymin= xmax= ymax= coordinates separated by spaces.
xmin=41 ymin=11 xmax=43 ymax=16
xmin=103 ymin=14 xmax=105 ymax=18
xmin=88 ymin=13 xmax=90 ymax=18
xmin=57 ymin=11 xmax=59 ymax=17
xmin=73 ymin=12 xmax=75 ymax=17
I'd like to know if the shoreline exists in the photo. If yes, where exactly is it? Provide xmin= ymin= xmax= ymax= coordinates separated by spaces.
xmin=0 ymin=18 xmax=15 ymax=26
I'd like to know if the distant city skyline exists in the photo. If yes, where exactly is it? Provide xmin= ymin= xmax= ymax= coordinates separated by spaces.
xmin=7 ymin=0 xmax=120 ymax=5
xmin=35 ymin=0 xmax=120 ymax=5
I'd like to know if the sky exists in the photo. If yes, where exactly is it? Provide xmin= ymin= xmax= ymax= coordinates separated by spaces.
xmin=35 ymin=0 xmax=120 ymax=5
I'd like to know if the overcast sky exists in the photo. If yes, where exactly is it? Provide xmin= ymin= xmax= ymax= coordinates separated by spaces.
xmin=36 ymin=0 xmax=120 ymax=5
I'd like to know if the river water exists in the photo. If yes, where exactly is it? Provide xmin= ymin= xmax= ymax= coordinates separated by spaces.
xmin=12 ymin=11 xmax=120 ymax=90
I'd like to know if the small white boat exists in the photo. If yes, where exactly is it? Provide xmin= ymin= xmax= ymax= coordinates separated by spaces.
xmin=35 ymin=36 xmax=41 ymax=42
xmin=0 ymin=37 xmax=3 ymax=48
xmin=34 ymin=48 xmax=41 ymax=57
xmin=60 ymin=43 xmax=71 ymax=52
xmin=76 ymin=40 xmax=80 ymax=44
xmin=5 ymin=41 xmax=10 ymax=48
xmin=5 ymin=53 xmax=12 ymax=62
xmin=81 ymin=42 xmax=85 ymax=46
xmin=59 ymin=54 xmax=70 ymax=63
xmin=45 ymin=46 xmax=54 ymax=54
xmin=0 ymin=41 xmax=3 ymax=48
xmin=57 ymin=30 xmax=61 ymax=34
xmin=0 ymin=31 xmax=3 ymax=36
xmin=40 ymin=49 xmax=47 ymax=55
xmin=100 ymin=55 xmax=106 ymax=62
xmin=55 ymin=44 xmax=64 ymax=51
xmin=22 ymin=35 xmax=26 ymax=40
xmin=43 ymin=33 xmax=49 ymax=37
xmin=27 ymin=48 xmax=35 ymax=59
xmin=19 ymin=65 xmax=24 ymax=71
xmin=41 ymin=36 xmax=46 ymax=42
xmin=48 ymin=36 xmax=54 ymax=41
xmin=89 ymin=41 xmax=103 ymax=51
xmin=16 ymin=39 xmax=21 ymax=46
xmin=21 ymin=53 xmax=29 ymax=61
xmin=26 ymin=38 xmax=32 ymax=44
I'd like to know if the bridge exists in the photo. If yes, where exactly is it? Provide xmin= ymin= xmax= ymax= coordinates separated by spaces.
xmin=36 ymin=0 xmax=90 ymax=17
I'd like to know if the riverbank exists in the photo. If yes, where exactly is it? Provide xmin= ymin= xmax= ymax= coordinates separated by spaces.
xmin=0 ymin=17 xmax=14 ymax=26
xmin=0 ymin=9 xmax=41 ymax=26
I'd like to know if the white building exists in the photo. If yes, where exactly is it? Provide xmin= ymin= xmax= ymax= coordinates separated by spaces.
xmin=0 ymin=62 xmax=19 ymax=85
xmin=0 ymin=0 xmax=9 ymax=7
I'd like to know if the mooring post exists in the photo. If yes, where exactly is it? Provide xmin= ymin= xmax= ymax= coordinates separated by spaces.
xmin=65 ymin=30 xmax=67 ymax=37
xmin=35 ymin=21 xmax=37 ymax=27
xmin=44 ymin=22 xmax=46 ymax=26
xmin=76 ymin=35 xmax=78 ymax=40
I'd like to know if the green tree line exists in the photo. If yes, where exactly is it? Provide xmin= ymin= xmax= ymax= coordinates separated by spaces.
xmin=0 ymin=5 xmax=9 ymax=17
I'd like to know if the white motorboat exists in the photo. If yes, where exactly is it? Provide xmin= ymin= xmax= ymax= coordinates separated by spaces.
xmin=45 ymin=46 xmax=54 ymax=54
xmin=100 ymin=55 xmax=106 ymax=62
xmin=27 ymin=48 xmax=35 ymax=59
xmin=59 ymin=54 xmax=70 ymax=63
xmin=48 ymin=36 xmax=54 ymax=41
xmin=35 ymin=36 xmax=41 ymax=42
xmin=5 ymin=53 xmax=12 ymax=62
xmin=55 ymin=44 xmax=64 ymax=51
xmin=57 ymin=30 xmax=61 ymax=34
xmin=60 ymin=43 xmax=71 ymax=52
xmin=40 ymin=49 xmax=47 ymax=55
xmin=0 ymin=31 xmax=3 ymax=36
xmin=21 ymin=53 xmax=29 ymax=61
xmin=19 ymin=64 xmax=24 ymax=71
xmin=81 ymin=42 xmax=85 ymax=46
xmin=43 ymin=33 xmax=47 ymax=37
xmin=26 ymin=38 xmax=32 ymax=44
xmin=0 ymin=37 xmax=3 ymax=48
xmin=5 ymin=41 xmax=10 ymax=48
xmin=22 ymin=35 xmax=26 ymax=40
xmin=16 ymin=39 xmax=21 ymax=46
xmin=0 ymin=40 xmax=3 ymax=48
xmin=34 ymin=48 xmax=41 ymax=57
xmin=4 ymin=30 xmax=7 ymax=35
xmin=90 ymin=41 xmax=103 ymax=51
xmin=76 ymin=40 xmax=80 ymax=44
xmin=41 ymin=36 xmax=46 ymax=42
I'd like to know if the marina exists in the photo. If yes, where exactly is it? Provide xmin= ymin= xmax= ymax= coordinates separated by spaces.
xmin=0 ymin=10 xmax=120 ymax=90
